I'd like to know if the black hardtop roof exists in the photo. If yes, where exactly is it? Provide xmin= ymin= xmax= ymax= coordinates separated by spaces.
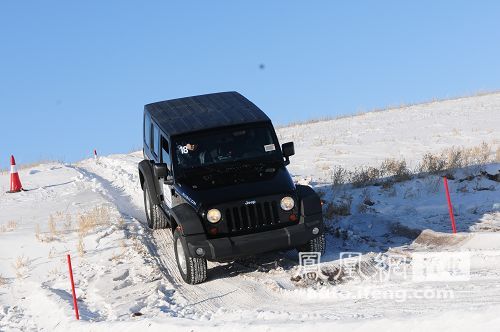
xmin=145 ymin=91 xmax=271 ymax=136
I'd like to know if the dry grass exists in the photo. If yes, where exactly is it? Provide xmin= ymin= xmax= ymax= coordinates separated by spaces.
xmin=12 ymin=255 xmax=30 ymax=279
xmin=110 ymin=241 xmax=127 ymax=262
xmin=326 ymin=192 xmax=353 ymax=217
xmin=334 ymin=200 xmax=352 ymax=216
xmin=77 ymin=205 xmax=111 ymax=237
xmin=34 ymin=211 xmax=75 ymax=242
xmin=329 ymin=158 xmax=411 ymax=189
xmin=468 ymin=142 xmax=492 ymax=165
xmin=361 ymin=188 xmax=374 ymax=205
xmin=77 ymin=237 xmax=85 ymax=257
xmin=132 ymin=237 xmax=148 ymax=256
xmin=63 ymin=214 xmax=72 ymax=232
xmin=419 ymin=142 xmax=493 ymax=174
xmin=330 ymin=165 xmax=349 ymax=187
xmin=110 ymin=251 xmax=125 ymax=262
xmin=357 ymin=188 xmax=376 ymax=213
xmin=324 ymin=203 xmax=336 ymax=219
xmin=34 ymin=206 xmax=110 ymax=244
xmin=357 ymin=202 xmax=374 ymax=214
xmin=28 ymin=205 xmax=113 ymax=257
xmin=328 ymin=142 xmax=496 ymax=189
xmin=47 ymin=267 xmax=60 ymax=278
xmin=35 ymin=223 xmax=41 ymax=241
xmin=380 ymin=158 xmax=411 ymax=182
xmin=7 ymin=220 xmax=17 ymax=231
xmin=118 ymin=217 xmax=125 ymax=230
xmin=419 ymin=153 xmax=447 ymax=174
xmin=75 ymin=205 xmax=112 ymax=257
xmin=48 ymin=215 xmax=58 ymax=238
xmin=0 ymin=220 xmax=18 ymax=233
xmin=0 ymin=274 xmax=8 ymax=286
xmin=350 ymin=166 xmax=381 ymax=188
xmin=48 ymin=246 xmax=57 ymax=259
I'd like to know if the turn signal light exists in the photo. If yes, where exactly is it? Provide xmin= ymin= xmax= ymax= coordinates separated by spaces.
xmin=209 ymin=227 xmax=218 ymax=235
xmin=289 ymin=213 xmax=298 ymax=222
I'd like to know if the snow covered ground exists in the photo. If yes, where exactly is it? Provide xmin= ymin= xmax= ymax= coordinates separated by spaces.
xmin=0 ymin=93 xmax=499 ymax=331
xmin=278 ymin=92 xmax=500 ymax=176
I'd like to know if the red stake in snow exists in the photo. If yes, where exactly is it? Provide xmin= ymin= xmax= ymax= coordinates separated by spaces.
xmin=67 ymin=254 xmax=80 ymax=320
xmin=93 ymin=149 xmax=97 ymax=160
xmin=443 ymin=177 xmax=457 ymax=234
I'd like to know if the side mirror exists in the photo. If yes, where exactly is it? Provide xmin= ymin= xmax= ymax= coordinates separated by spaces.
xmin=282 ymin=142 xmax=295 ymax=166
xmin=153 ymin=163 xmax=168 ymax=178
xmin=153 ymin=163 xmax=174 ymax=185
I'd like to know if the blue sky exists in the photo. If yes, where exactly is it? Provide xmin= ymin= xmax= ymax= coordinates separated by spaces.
xmin=1 ymin=1 xmax=500 ymax=166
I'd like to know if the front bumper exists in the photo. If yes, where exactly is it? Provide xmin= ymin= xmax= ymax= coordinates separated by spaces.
xmin=185 ymin=214 xmax=324 ymax=261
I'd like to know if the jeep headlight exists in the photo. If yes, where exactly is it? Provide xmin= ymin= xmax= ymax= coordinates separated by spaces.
xmin=207 ymin=209 xmax=222 ymax=223
xmin=280 ymin=196 xmax=295 ymax=211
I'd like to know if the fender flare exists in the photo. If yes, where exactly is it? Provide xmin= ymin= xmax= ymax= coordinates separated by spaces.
xmin=138 ymin=160 xmax=162 ymax=205
xmin=296 ymin=184 xmax=322 ymax=217
xmin=171 ymin=203 xmax=205 ymax=235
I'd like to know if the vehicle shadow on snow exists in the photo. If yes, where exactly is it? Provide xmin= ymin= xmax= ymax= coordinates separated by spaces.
xmin=207 ymin=251 xmax=301 ymax=281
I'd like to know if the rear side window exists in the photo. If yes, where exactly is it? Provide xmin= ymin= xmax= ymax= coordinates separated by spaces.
xmin=152 ymin=123 xmax=160 ymax=157
xmin=144 ymin=113 xmax=152 ymax=148
xmin=161 ymin=136 xmax=171 ymax=166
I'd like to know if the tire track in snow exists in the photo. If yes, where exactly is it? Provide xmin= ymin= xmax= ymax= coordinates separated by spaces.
xmin=70 ymin=162 xmax=218 ymax=313
xmin=73 ymin=156 xmax=284 ymax=315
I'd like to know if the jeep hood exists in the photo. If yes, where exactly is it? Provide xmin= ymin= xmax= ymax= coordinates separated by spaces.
xmin=174 ymin=166 xmax=295 ymax=209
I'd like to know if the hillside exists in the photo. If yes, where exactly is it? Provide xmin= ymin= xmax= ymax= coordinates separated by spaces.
xmin=280 ymin=92 xmax=500 ymax=177
xmin=0 ymin=93 xmax=499 ymax=331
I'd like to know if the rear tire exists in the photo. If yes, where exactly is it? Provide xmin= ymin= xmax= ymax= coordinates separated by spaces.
xmin=298 ymin=233 xmax=326 ymax=254
xmin=173 ymin=228 xmax=207 ymax=284
xmin=143 ymin=182 xmax=168 ymax=229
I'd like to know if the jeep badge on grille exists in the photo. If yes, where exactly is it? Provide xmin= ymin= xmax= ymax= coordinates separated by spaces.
xmin=244 ymin=200 xmax=256 ymax=205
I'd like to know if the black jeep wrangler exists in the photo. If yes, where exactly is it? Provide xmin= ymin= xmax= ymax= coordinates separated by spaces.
xmin=139 ymin=92 xmax=325 ymax=284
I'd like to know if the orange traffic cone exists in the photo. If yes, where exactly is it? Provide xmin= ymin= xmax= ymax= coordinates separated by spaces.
xmin=8 ymin=155 xmax=23 ymax=193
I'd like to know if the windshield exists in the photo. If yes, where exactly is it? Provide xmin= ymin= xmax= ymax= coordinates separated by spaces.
xmin=173 ymin=126 xmax=282 ymax=174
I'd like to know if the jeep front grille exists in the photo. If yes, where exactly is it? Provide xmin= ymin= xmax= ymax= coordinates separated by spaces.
xmin=224 ymin=201 xmax=281 ymax=233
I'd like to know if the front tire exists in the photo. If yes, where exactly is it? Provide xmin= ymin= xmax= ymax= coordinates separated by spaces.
xmin=143 ymin=182 xmax=168 ymax=229
xmin=173 ymin=228 xmax=207 ymax=284
xmin=298 ymin=233 xmax=326 ymax=254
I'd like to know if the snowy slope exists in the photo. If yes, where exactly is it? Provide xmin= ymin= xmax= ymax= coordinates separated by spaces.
xmin=0 ymin=93 xmax=499 ymax=331
xmin=279 ymin=92 xmax=500 ymax=177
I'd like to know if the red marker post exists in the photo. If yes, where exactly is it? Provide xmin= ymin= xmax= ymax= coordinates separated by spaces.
xmin=443 ymin=177 xmax=457 ymax=234
xmin=67 ymin=254 xmax=80 ymax=320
